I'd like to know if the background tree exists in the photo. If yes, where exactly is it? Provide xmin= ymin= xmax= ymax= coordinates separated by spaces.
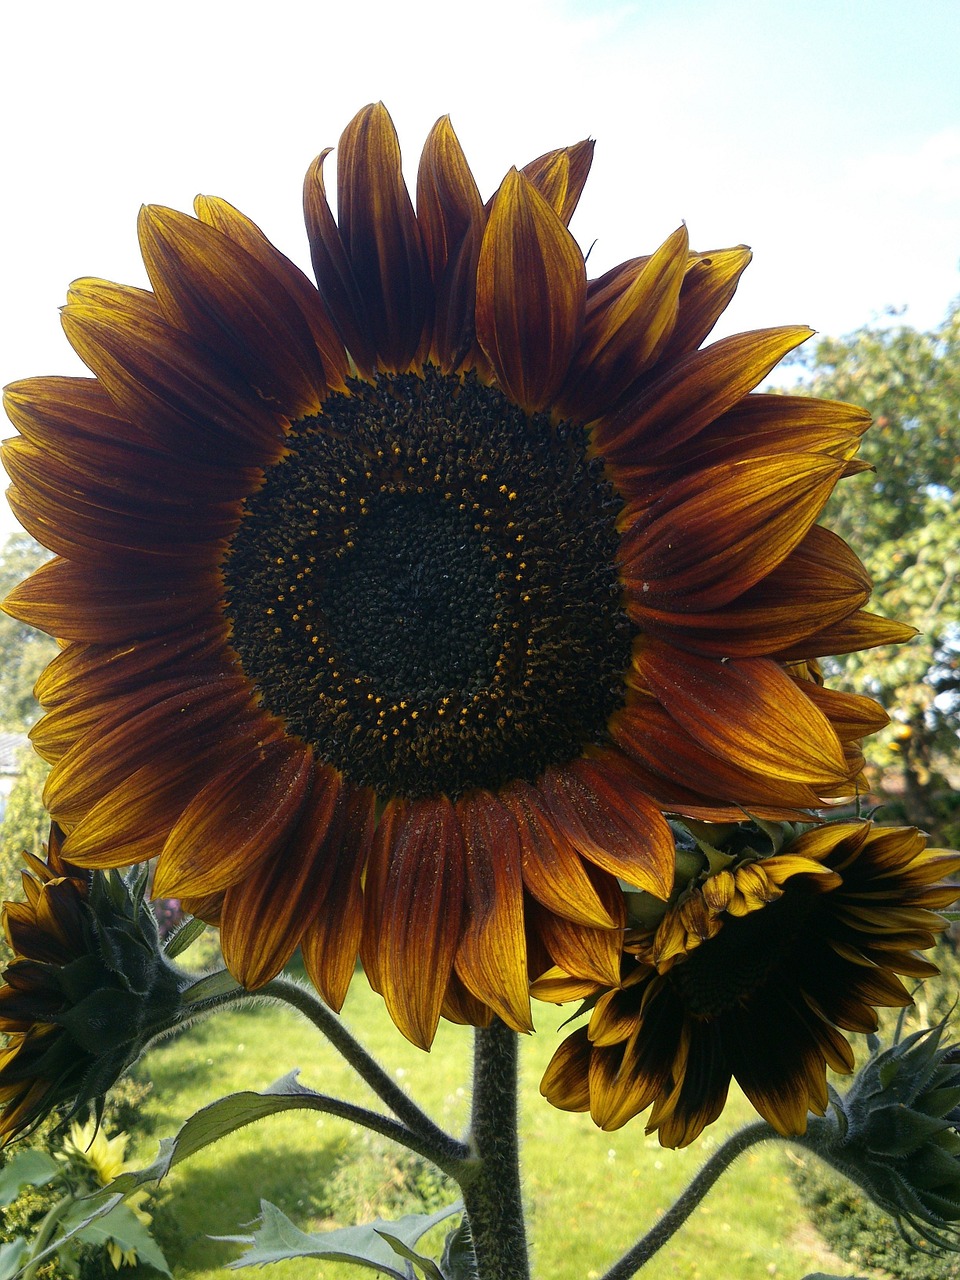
xmin=789 ymin=301 xmax=960 ymax=841
xmin=0 ymin=533 xmax=56 ymax=729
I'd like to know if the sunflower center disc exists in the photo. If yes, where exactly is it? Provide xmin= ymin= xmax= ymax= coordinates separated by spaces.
xmin=669 ymin=883 xmax=816 ymax=1017
xmin=223 ymin=367 xmax=633 ymax=799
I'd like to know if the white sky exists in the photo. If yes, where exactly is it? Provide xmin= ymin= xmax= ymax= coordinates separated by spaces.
xmin=2 ymin=0 xmax=958 ymax=542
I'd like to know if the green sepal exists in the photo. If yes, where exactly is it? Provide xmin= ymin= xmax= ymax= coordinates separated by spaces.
xmin=440 ymin=1217 xmax=476 ymax=1280
xmin=163 ymin=917 xmax=207 ymax=959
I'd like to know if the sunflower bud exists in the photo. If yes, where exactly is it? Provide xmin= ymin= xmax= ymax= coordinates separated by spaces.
xmin=0 ymin=826 xmax=187 ymax=1143
xmin=819 ymin=1021 xmax=960 ymax=1247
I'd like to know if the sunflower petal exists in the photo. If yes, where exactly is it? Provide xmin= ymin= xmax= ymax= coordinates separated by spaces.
xmin=595 ymin=325 xmax=813 ymax=460
xmin=138 ymin=205 xmax=325 ymax=416
xmin=373 ymin=797 xmax=465 ymax=1049
xmin=336 ymin=103 xmax=430 ymax=371
xmin=220 ymin=764 xmax=347 ymax=989
xmin=520 ymin=139 xmax=595 ymax=225
xmin=476 ymin=168 xmax=586 ymax=413
xmin=454 ymin=790 xmax=531 ymax=1032
xmin=194 ymin=194 xmax=350 ymax=392
xmin=152 ymin=738 xmax=313 ymax=898
xmin=635 ymin=644 xmax=850 ymax=786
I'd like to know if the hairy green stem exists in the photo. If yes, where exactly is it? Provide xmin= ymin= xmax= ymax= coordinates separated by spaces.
xmin=260 ymin=977 xmax=470 ymax=1171
xmin=600 ymin=1120 xmax=777 ymax=1280
xmin=461 ymin=1020 xmax=530 ymax=1280
xmin=21 ymin=1191 xmax=75 ymax=1280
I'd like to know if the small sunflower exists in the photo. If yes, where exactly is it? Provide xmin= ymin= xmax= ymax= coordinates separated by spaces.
xmin=537 ymin=822 xmax=960 ymax=1147
xmin=3 ymin=105 xmax=910 ymax=1048
xmin=0 ymin=827 xmax=182 ymax=1143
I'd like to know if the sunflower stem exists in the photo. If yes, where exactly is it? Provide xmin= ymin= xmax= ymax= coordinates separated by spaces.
xmin=461 ymin=1019 xmax=530 ymax=1280
xmin=260 ymin=977 xmax=468 ymax=1168
xmin=599 ymin=1119 xmax=777 ymax=1279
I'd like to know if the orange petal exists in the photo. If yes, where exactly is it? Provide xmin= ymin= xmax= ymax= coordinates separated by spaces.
xmin=416 ymin=116 xmax=486 ymax=370
xmin=336 ymin=103 xmax=430 ymax=371
xmin=220 ymin=764 xmax=348 ymax=989
xmin=595 ymin=326 xmax=813 ymax=461
xmin=138 ymin=205 xmax=325 ymax=417
xmin=540 ymin=1026 xmax=593 ymax=1112
xmin=537 ymin=754 xmax=674 ymax=899
xmin=626 ymin=524 xmax=871 ymax=658
xmin=300 ymin=784 xmax=375 ymax=1011
xmin=60 ymin=298 xmax=283 ymax=468
xmin=527 ymin=895 xmax=623 ymax=988
xmin=475 ymin=168 xmax=586 ymax=413
xmin=620 ymin=453 xmax=845 ymax=611
xmin=453 ymin=790 xmax=532 ymax=1032
xmin=520 ymin=139 xmax=595 ymax=226
xmin=502 ymin=781 xmax=619 ymax=928
xmin=636 ymin=643 xmax=850 ymax=785
xmin=303 ymin=149 xmax=376 ymax=374
xmin=3 ymin=556 xmax=221 ymax=643
xmin=373 ymin=796 xmax=465 ymax=1048
xmin=773 ymin=609 xmax=918 ymax=661
xmin=152 ymin=738 xmax=313 ymax=899
xmin=655 ymin=246 xmax=753 ymax=364
xmin=560 ymin=225 xmax=689 ymax=419
xmin=194 ymin=194 xmax=349 ymax=392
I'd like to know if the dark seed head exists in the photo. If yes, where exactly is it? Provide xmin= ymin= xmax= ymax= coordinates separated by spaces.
xmin=223 ymin=366 xmax=633 ymax=799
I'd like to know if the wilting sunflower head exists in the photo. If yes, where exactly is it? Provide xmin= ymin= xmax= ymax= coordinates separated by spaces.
xmin=537 ymin=820 xmax=960 ymax=1147
xmin=2 ymin=104 xmax=914 ymax=1049
xmin=0 ymin=827 xmax=184 ymax=1144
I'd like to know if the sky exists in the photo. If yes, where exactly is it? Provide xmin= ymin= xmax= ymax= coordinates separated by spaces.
xmin=1 ymin=0 xmax=958 ymax=543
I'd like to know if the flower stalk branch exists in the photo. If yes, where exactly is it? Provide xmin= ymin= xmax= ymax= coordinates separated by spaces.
xmin=600 ymin=1120 xmax=778 ymax=1280
xmin=261 ymin=977 xmax=470 ymax=1175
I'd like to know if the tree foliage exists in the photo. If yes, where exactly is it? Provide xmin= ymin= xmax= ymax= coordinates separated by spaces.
xmin=790 ymin=302 xmax=960 ymax=836
xmin=0 ymin=534 xmax=56 ymax=729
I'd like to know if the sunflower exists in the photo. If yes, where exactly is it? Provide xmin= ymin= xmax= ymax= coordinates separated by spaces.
xmin=2 ymin=104 xmax=911 ymax=1049
xmin=0 ymin=827 xmax=181 ymax=1143
xmin=537 ymin=822 xmax=960 ymax=1147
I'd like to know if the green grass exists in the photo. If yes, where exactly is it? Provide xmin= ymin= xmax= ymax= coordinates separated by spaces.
xmin=134 ymin=972 xmax=855 ymax=1280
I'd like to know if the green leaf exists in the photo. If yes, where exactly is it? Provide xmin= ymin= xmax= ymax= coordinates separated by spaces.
xmin=0 ymin=1239 xmax=29 ymax=1280
xmin=0 ymin=1150 xmax=61 ymax=1205
xmin=221 ymin=1199 xmax=463 ymax=1276
xmin=101 ymin=1070 xmax=325 ymax=1197
xmin=376 ymin=1231 xmax=445 ymax=1280
xmin=64 ymin=1200 xmax=170 ymax=1276
xmin=7 ymin=1074 xmax=326 ymax=1278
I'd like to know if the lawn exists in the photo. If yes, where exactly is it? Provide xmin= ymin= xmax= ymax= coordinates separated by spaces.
xmin=134 ymin=966 xmax=854 ymax=1280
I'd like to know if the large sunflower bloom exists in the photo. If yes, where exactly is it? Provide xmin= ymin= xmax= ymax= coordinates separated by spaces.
xmin=2 ymin=105 xmax=911 ymax=1049
xmin=537 ymin=823 xmax=960 ymax=1147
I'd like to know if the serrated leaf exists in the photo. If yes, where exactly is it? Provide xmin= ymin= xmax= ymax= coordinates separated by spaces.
xmin=65 ymin=1200 xmax=170 ymax=1275
xmin=99 ymin=1070 xmax=323 ymax=1199
xmin=8 ymin=1073 xmax=327 ymax=1278
xmin=0 ymin=1240 xmax=29 ymax=1280
xmin=220 ymin=1199 xmax=463 ymax=1276
xmin=0 ymin=1150 xmax=61 ymax=1205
